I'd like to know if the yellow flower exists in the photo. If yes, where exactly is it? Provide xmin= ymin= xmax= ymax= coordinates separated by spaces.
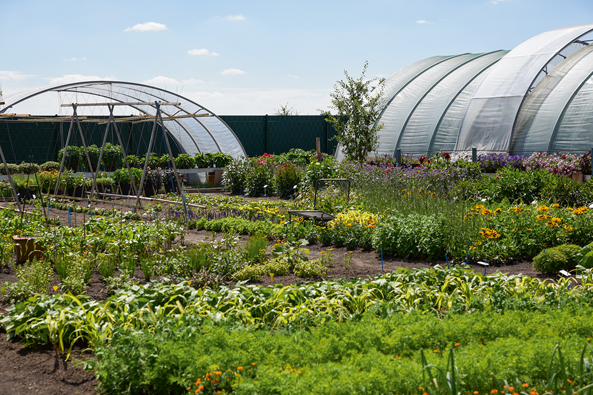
xmin=474 ymin=241 xmax=482 ymax=246
xmin=552 ymin=203 xmax=560 ymax=208
xmin=479 ymin=227 xmax=501 ymax=239
xmin=564 ymin=225 xmax=573 ymax=231
xmin=481 ymin=209 xmax=492 ymax=216
xmin=539 ymin=205 xmax=549 ymax=212
xmin=494 ymin=208 xmax=502 ymax=215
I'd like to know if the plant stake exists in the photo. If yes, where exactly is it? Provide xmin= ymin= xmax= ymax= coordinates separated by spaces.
xmin=381 ymin=247 xmax=384 ymax=272
xmin=446 ymin=253 xmax=450 ymax=269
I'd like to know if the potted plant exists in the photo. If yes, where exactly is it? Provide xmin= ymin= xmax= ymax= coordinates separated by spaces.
xmin=204 ymin=152 xmax=215 ymax=168
xmin=101 ymin=143 xmax=123 ymax=172
xmin=175 ymin=153 xmax=195 ymax=169
xmin=58 ymin=145 xmax=82 ymax=172
xmin=96 ymin=176 xmax=115 ymax=197
xmin=13 ymin=235 xmax=45 ymax=263
xmin=123 ymin=154 xmax=142 ymax=169
xmin=113 ymin=168 xmax=142 ymax=195
xmin=144 ymin=168 xmax=163 ymax=197
xmin=194 ymin=153 xmax=207 ymax=168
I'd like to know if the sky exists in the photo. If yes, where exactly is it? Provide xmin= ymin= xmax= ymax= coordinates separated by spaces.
xmin=1 ymin=0 xmax=592 ymax=116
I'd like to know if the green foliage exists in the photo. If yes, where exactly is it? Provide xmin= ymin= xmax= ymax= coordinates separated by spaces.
xmin=1 ymin=258 xmax=52 ymax=303
xmin=58 ymin=145 xmax=82 ymax=171
xmin=18 ymin=162 xmax=40 ymax=174
xmin=302 ymin=156 xmax=337 ymax=189
xmin=322 ymin=60 xmax=385 ymax=162
xmin=294 ymin=257 xmax=327 ymax=278
xmin=112 ymin=167 xmax=142 ymax=185
xmin=372 ymin=214 xmax=446 ymax=259
xmin=100 ymin=143 xmax=123 ymax=171
xmin=0 ymin=162 xmax=20 ymax=175
xmin=39 ymin=161 xmax=60 ymax=172
xmin=90 ymin=307 xmax=593 ymax=395
xmin=174 ymin=153 xmax=195 ymax=169
xmin=123 ymin=154 xmax=142 ymax=168
xmin=243 ymin=234 xmax=268 ymax=264
xmin=533 ymin=244 xmax=582 ymax=273
xmin=245 ymin=158 xmax=275 ymax=197
xmin=222 ymin=157 xmax=249 ymax=194
xmin=275 ymin=163 xmax=302 ymax=199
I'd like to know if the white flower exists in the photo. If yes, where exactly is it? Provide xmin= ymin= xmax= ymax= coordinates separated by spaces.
xmin=532 ymin=200 xmax=537 ymax=205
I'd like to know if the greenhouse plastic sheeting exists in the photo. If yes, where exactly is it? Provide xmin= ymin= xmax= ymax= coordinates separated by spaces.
xmin=512 ymin=44 xmax=593 ymax=154
xmin=397 ymin=51 xmax=507 ymax=155
xmin=0 ymin=81 xmax=246 ymax=158
xmin=375 ymin=54 xmax=476 ymax=157
xmin=335 ymin=55 xmax=453 ymax=160
xmin=455 ymin=23 xmax=593 ymax=153
xmin=553 ymin=77 xmax=593 ymax=152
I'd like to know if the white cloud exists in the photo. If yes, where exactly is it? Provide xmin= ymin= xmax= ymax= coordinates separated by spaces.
xmin=221 ymin=68 xmax=246 ymax=75
xmin=124 ymin=22 xmax=167 ymax=32
xmin=183 ymin=88 xmax=331 ymax=115
xmin=226 ymin=15 xmax=245 ymax=21
xmin=63 ymin=57 xmax=87 ymax=62
xmin=287 ymin=74 xmax=299 ymax=79
xmin=0 ymin=71 xmax=36 ymax=81
xmin=143 ymin=76 xmax=181 ymax=86
xmin=416 ymin=20 xmax=432 ymax=24
xmin=187 ymin=48 xmax=219 ymax=56
xmin=49 ymin=74 xmax=116 ymax=85
xmin=182 ymin=78 xmax=205 ymax=85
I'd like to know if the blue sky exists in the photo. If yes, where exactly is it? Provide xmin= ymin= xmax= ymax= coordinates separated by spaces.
xmin=1 ymin=0 xmax=592 ymax=115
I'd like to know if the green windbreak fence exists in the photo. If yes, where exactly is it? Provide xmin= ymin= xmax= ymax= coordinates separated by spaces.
xmin=0 ymin=117 xmax=179 ymax=165
xmin=220 ymin=115 xmax=339 ymax=157
xmin=0 ymin=115 xmax=338 ymax=163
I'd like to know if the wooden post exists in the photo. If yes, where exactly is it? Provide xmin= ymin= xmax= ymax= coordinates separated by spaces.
xmin=316 ymin=137 xmax=321 ymax=155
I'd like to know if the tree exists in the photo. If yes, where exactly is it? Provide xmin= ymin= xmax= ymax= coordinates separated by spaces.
xmin=274 ymin=102 xmax=300 ymax=116
xmin=322 ymin=61 xmax=385 ymax=162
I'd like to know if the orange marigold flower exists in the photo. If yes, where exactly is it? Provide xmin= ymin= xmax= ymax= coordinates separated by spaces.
xmin=492 ymin=390 xmax=498 ymax=394
xmin=474 ymin=392 xmax=479 ymax=395
xmin=455 ymin=343 xmax=460 ymax=346
xmin=214 ymin=371 xmax=222 ymax=375
xmin=238 ymin=366 xmax=243 ymax=370
xmin=522 ymin=383 xmax=529 ymax=388
xmin=433 ymin=350 xmax=439 ymax=353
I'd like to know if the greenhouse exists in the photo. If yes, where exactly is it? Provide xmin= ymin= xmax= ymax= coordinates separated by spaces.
xmin=0 ymin=81 xmax=246 ymax=158
xmin=367 ymin=22 xmax=593 ymax=158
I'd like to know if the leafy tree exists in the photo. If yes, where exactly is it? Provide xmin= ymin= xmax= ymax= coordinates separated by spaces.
xmin=322 ymin=61 xmax=385 ymax=162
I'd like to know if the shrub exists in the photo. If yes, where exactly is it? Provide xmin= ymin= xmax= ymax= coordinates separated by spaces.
xmin=40 ymin=161 xmax=60 ymax=171
xmin=372 ymin=214 xmax=446 ymax=259
xmin=245 ymin=158 xmax=275 ymax=197
xmin=18 ymin=162 xmax=40 ymax=174
xmin=222 ymin=157 xmax=249 ymax=194
xmin=275 ymin=163 xmax=302 ymax=199
xmin=532 ymin=244 xmax=581 ymax=273
xmin=303 ymin=156 xmax=337 ymax=189
xmin=0 ymin=163 xmax=20 ymax=175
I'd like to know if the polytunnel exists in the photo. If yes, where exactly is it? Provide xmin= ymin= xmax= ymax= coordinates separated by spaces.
xmin=0 ymin=81 xmax=246 ymax=158
xmin=342 ymin=22 xmax=593 ymax=159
